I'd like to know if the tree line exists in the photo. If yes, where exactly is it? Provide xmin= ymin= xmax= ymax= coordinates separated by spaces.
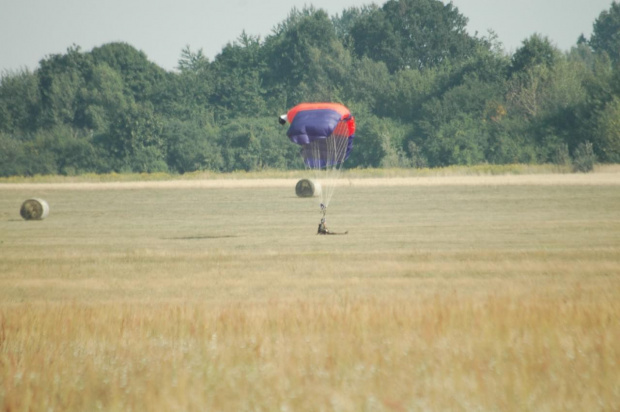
xmin=1 ymin=0 xmax=619 ymax=177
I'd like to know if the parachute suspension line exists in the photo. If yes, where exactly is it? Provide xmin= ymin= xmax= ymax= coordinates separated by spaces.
xmin=307 ymin=119 xmax=350 ymax=212
xmin=308 ymin=140 xmax=327 ymax=208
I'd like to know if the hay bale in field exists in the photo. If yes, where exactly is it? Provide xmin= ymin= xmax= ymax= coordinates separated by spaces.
xmin=295 ymin=179 xmax=322 ymax=197
xmin=20 ymin=198 xmax=50 ymax=220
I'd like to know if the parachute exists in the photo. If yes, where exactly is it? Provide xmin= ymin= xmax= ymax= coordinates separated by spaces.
xmin=282 ymin=102 xmax=356 ymax=214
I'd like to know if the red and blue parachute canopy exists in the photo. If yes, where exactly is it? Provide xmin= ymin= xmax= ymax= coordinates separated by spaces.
xmin=285 ymin=103 xmax=355 ymax=168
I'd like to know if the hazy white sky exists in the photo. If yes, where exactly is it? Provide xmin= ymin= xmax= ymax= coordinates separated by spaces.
xmin=0 ymin=0 xmax=615 ymax=73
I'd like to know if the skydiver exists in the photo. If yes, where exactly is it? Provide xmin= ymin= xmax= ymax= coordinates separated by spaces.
xmin=317 ymin=217 xmax=330 ymax=235
xmin=317 ymin=217 xmax=348 ymax=235
xmin=317 ymin=205 xmax=330 ymax=234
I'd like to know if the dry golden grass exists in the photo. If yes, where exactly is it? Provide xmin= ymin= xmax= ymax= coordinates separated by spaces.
xmin=1 ymin=173 xmax=619 ymax=411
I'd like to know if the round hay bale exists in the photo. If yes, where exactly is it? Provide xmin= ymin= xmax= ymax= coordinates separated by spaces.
xmin=20 ymin=198 xmax=50 ymax=220
xmin=295 ymin=179 xmax=322 ymax=198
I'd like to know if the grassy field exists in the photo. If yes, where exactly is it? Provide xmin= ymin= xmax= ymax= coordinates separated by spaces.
xmin=1 ymin=172 xmax=619 ymax=411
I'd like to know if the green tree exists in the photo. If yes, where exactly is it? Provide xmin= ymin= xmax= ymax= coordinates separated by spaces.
xmin=0 ymin=69 xmax=39 ymax=133
xmin=589 ymin=1 xmax=620 ymax=64
xmin=347 ymin=115 xmax=411 ymax=168
xmin=342 ymin=57 xmax=391 ymax=114
xmin=210 ymin=32 xmax=267 ymax=119
xmin=506 ymin=36 xmax=562 ymax=120
xmin=375 ymin=67 xmax=431 ymax=121
xmin=506 ymin=44 xmax=591 ymax=163
xmin=263 ymin=7 xmax=348 ymax=107
xmin=259 ymin=118 xmax=303 ymax=170
xmin=36 ymin=125 xmax=103 ymax=175
xmin=0 ymin=132 xmax=27 ymax=176
xmin=573 ymin=141 xmax=596 ymax=172
xmin=415 ymin=66 xmax=506 ymax=166
xmin=347 ymin=5 xmax=401 ymax=73
xmin=168 ymin=46 xmax=215 ymax=123
xmin=349 ymin=0 xmax=477 ymax=72
xmin=592 ymin=96 xmax=620 ymax=162
xmin=217 ymin=117 xmax=300 ymax=171
xmin=37 ymin=45 xmax=92 ymax=128
xmin=177 ymin=45 xmax=209 ymax=73
xmin=420 ymin=109 xmax=489 ymax=166
xmin=510 ymin=34 xmax=560 ymax=76
xmin=90 ymin=42 xmax=169 ymax=104
xmin=332 ymin=6 xmax=374 ymax=46
xmin=74 ymin=63 xmax=130 ymax=132
xmin=485 ymin=120 xmax=534 ymax=164
xmin=99 ymin=102 xmax=166 ymax=172
xmin=164 ymin=119 xmax=222 ymax=173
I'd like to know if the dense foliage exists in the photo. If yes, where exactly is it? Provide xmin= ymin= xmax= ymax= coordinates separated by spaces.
xmin=1 ymin=0 xmax=619 ymax=176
